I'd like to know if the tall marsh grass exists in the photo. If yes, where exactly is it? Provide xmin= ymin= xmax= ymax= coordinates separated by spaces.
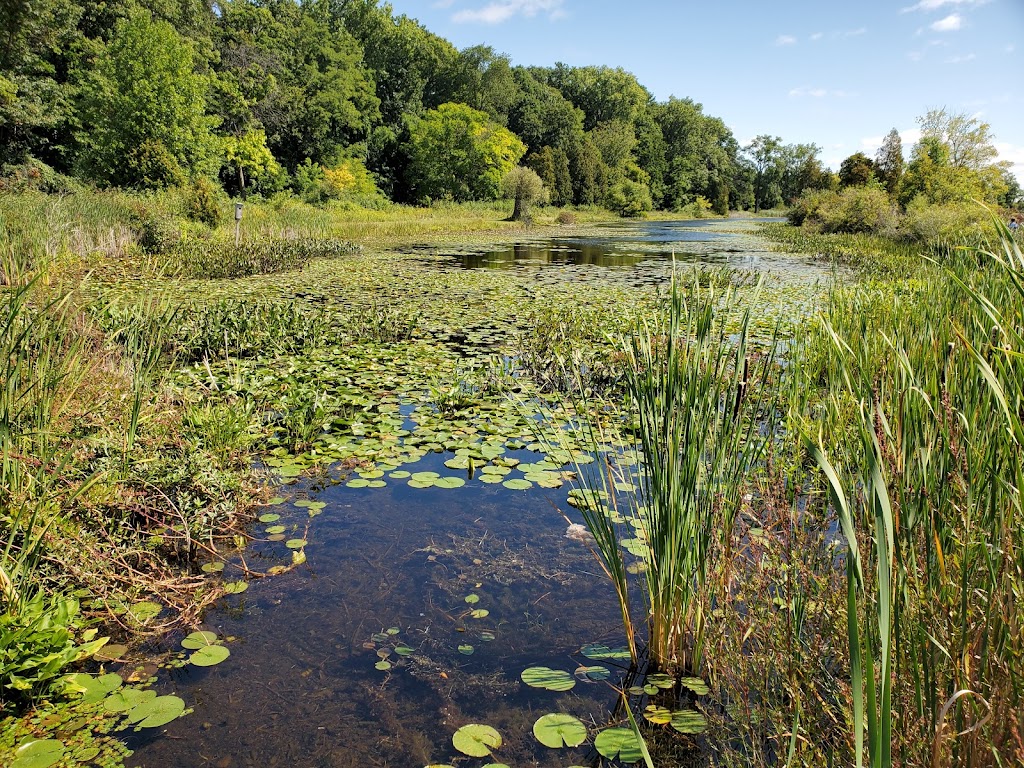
xmin=566 ymin=274 xmax=778 ymax=676
xmin=805 ymin=220 xmax=1024 ymax=766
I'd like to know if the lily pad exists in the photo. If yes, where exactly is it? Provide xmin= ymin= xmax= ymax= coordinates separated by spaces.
xmin=181 ymin=631 xmax=219 ymax=649
xmin=574 ymin=665 xmax=610 ymax=682
xmin=521 ymin=666 xmax=575 ymax=692
xmin=375 ymin=660 xmax=392 ymax=671
xmin=66 ymin=672 xmax=122 ymax=703
xmin=189 ymin=645 xmax=230 ymax=667
xmin=469 ymin=609 xmax=489 ymax=619
xmin=265 ymin=525 xmax=286 ymax=535
xmin=533 ymin=713 xmax=587 ymax=748
xmin=258 ymin=513 xmax=280 ymax=523
xmin=502 ymin=478 xmax=532 ymax=490
xmin=670 ymin=709 xmax=708 ymax=734
xmin=201 ymin=562 xmax=225 ymax=573
xmin=643 ymin=705 xmax=672 ymax=725
xmin=223 ymin=581 xmax=248 ymax=594
xmin=680 ymin=676 xmax=710 ymax=695
xmin=458 ymin=644 xmax=475 ymax=655
xmin=104 ymin=687 xmax=156 ymax=713
xmin=452 ymin=724 xmax=502 ymax=757
xmin=128 ymin=601 xmax=161 ymax=624
xmin=464 ymin=594 xmax=480 ymax=604
xmin=125 ymin=695 xmax=187 ymax=728
xmin=10 ymin=739 xmax=64 ymax=768
xmin=594 ymin=727 xmax=643 ymax=764
xmin=93 ymin=643 xmax=128 ymax=662
xmin=433 ymin=476 xmax=465 ymax=489
xmin=285 ymin=539 xmax=307 ymax=549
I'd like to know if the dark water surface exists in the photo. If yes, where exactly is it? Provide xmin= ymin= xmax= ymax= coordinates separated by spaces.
xmin=126 ymin=451 xmax=625 ymax=768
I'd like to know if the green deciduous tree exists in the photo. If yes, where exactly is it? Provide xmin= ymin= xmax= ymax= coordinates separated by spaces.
xmin=407 ymin=102 xmax=525 ymax=201
xmin=501 ymin=165 xmax=547 ymax=221
xmin=745 ymin=135 xmax=783 ymax=213
xmin=839 ymin=152 xmax=876 ymax=188
xmin=75 ymin=9 xmax=216 ymax=187
xmin=875 ymin=128 xmax=904 ymax=196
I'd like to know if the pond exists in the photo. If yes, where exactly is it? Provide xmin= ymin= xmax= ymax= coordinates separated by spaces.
xmin=121 ymin=219 xmax=829 ymax=768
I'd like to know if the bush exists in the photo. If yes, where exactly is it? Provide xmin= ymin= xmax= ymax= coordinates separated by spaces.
xmin=167 ymin=237 xmax=360 ymax=279
xmin=556 ymin=210 xmax=577 ymax=225
xmin=184 ymin=177 xmax=222 ymax=227
xmin=128 ymin=201 xmax=182 ymax=254
xmin=791 ymin=186 xmax=898 ymax=235
xmin=606 ymin=179 xmax=653 ymax=218
xmin=901 ymin=196 xmax=992 ymax=245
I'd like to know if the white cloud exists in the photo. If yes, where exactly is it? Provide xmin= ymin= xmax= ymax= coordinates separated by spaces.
xmin=810 ymin=32 xmax=823 ymax=41
xmin=907 ymin=50 xmax=925 ymax=61
xmin=452 ymin=0 xmax=564 ymax=24
xmin=775 ymin=34 xmax=797 ymax=46
xmin=945 ymin=52 xmax=976 ymax=63
xmin=995 ymin=141 xmax=1024 ymax=184
xmin=901 ymin=0 xmax=987 ymax=12
xmin=860 ymin=129 xmax=922 ymax=154
xmin=433 ymin=0 xmax=455 ymax=7
xmin=789 ymin=86 xmax=829 ymax=98
xmin=1007 ymin=44 xmax=1016 ymax=54
xmin=842 ymin=27 xmax=867 ymax=37
xmin=931 ymin=13 xmax=963 ymax=31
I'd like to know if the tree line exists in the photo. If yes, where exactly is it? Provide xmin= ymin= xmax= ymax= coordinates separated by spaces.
xmin=1 ymin=0 xmax=1019 ymax=213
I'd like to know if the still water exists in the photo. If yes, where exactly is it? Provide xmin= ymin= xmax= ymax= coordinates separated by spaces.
xmin=125 ymin=219 xmax=816 ymax=768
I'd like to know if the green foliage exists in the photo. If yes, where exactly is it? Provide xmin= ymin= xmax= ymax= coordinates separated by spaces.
xmin=0 ymin=593 xmax=106 ymax=714
xmin=408 ymin=103 xmax=526 ymax=202
xmin=838 ymin=152 xmax=876 ymax=188
xmin=874 ymin=128 xmax=904 ymax=196
xmin=183 ymin=177 xmax=223 ymax=227
xmin=167 ymin=237 xmax=360 ymax=280
xmin=789 ymin=186 xmax=898 ymax=235
xmin=605 ymin=177 xmax=652 ymax=217
xmin=500 ymin=166 xmax=547 ymax=221
xmin=75 ymin=10 xmax=216 ymax=188
xmin=220 ymin=130 xmax=284 ymax=197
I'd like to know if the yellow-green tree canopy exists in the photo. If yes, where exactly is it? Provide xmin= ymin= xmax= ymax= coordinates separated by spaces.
xmin=407 ymin=102 xmax=526 ymax=201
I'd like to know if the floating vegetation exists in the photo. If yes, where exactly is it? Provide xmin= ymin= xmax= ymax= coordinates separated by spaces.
xmin=521 ymin=666 xmax=576 ymax=692
xmin=533 ymin=713 xmax=588 ymax=748
xmin=451 ymin=724 xmax=502 ymax=757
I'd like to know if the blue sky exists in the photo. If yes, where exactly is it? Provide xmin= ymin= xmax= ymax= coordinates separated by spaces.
xmin=384 ymin=0 xmax=1024 ymax=183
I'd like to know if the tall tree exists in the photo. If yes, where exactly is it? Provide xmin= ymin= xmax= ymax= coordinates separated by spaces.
xmin=407 ymin=102 xmax=525 ymax=201
xmin=838 ymin=152 xmax=875 ymax=188
xmin=875 ymin=128 xmax=904 ymax=196
xmin=918 ymin=108 xmax=997 ymax=171
xmin=744 ymin=135 xmax=783 ymax=212
xmin=75 ymin=9 xmax=216 ymax=187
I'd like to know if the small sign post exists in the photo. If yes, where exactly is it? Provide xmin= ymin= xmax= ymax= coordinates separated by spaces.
xmin=234 ymin=202 xmax=243 ymax=246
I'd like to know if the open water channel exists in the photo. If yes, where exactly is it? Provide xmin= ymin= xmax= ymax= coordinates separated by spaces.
xmin=123 ymin=218 xmax=831 ymax=768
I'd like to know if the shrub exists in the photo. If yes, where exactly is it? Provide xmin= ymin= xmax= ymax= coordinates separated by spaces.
xmin=128 ymin=201 xmax=182 ymax=254
xmin=167 ymin=237 xmax=360 ymax=279
xmin=606 ymin=179 xmax=653 ymax=218
xmin=556 ymin=210 xmax=577 ymax=225
xmin=500 ymin=166 xmax=547 ymax=222
xmin=184 ymin=177 xmax=222 ymax=227
xmin=792 ymin=186 xmax=898 ymax=235
xmin=901 ymin=196 xmax=992 ymax=245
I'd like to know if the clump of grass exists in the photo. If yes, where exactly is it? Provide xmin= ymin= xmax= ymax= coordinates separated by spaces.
xmin=166 ymin=237 xmax=360 ymax=279
xmin=564 ymin=272 xmax=778 ymax=676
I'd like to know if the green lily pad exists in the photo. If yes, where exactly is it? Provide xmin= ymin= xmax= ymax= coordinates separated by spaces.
xmin=594 ymin=727 xmax=643 ymax=763
xmin=267 ymin=496 xmax=285 ymax=505
xmin=469 ymin=609 xmax=489 ymax=619
xmin=394 ymin=645 xmax=415 ymax=656
xmin=125 ymin=695 xmax=186 ymax=728
xmin=93 ymin=643 xmax=128 ymax=662
xmin=533 ymin=713 xmax=587 ymax=748
xmin=201 ymin=562 xmax=225 ymax=573
xmin=579 ymin=644 xmax=631 ymax=660
xmin=502 ymin=478 xmax=532 ymax=490
xmin=285 ymin=539 xmax=307 ymax=549
xmin=433 ymin=476 xmax=465 ymax=489
xmin=104 ymin=688 xmax=156 ymax=713
xmin=375 ymin=660 xmax=392 ymax=671
xmin=189 ymin=645 xmax=230 ymax=667
xmin=181 ymin=631 xmax=219 ymax=649
xmin=670 ymin=709 xmax=708 ymax=734
xmin=258 ymin=513 xmax=280 ymax=523
xmin=643 ymin=705 xmax=672 ymax=724
xmin=458 ymin=644 xmax=475 ymax=655
xmin=574 ymin=665 xmax=610 ymax=682
xmin=452 ymin=724 xmax=502 ymax=757
xmin=265 ymin=525 xmax=286 ymax=535
xmin=223 ymin=581 xmax=248 ymax=594
xmin=10 ymin=739 xmax=64 ymax=768
xmin=521 ymin=666 xmax=575 ymax=692
xmin=680 ymin=676 xmax=710 ymax=695
xmin=66 ymin=673 xmax=122 ymax=703
xmin=464 ymin=594 xmax=480 ymax=604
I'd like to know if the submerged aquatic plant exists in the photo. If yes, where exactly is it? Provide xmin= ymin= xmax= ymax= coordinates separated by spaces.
xmin=563 ymin=271 xmax=778 ymax=676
